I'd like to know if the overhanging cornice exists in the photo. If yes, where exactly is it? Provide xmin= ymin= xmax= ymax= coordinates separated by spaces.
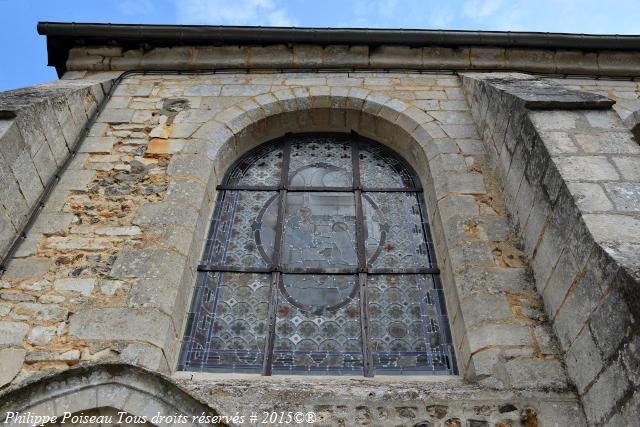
xmin=37 ymin=22 xmax=640 ymax=76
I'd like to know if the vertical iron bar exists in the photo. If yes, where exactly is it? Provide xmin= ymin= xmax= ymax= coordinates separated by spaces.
xmin=358 ymin=272 xmax=374 ymax=377
xmin=261 ymin=271 xmax=280 ymax=376
xmin=262 ymin=137 xmax=291 ymax=376
xmin=352 ymin=134 xmax=373 ymax=377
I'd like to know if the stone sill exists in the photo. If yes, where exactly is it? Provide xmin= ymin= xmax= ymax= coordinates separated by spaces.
xmin=171 ymin=370 xmax=464 ymax=384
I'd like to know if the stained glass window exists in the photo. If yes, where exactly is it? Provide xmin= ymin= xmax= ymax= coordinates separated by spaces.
xmin=179 ymin=133 xmax=456 ymax=376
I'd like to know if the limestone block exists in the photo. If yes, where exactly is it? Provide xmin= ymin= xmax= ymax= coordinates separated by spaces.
xmin=603 ymin=182 xmax=640 ymax=212
xmin=11 ymin=303 xmax=68 ymax=322
xmin=555 ymin=50 xmax=598 ymax=75
xmin=79 ymin=136 xmax=117 ymax=153
xmin=612 ymin=157 xmax=640 ymax=181
xmin=422 ymin=47 xmax=470 ymax=68
xmin=565 ymin=328 xmax=603 ymax=395
xmin=470 ymin=47 xmax=506 ymax=69
xmin=0 ymin=167 xmax=29 ymax=229
xmin=120 ymin=342 xmax=169 ymax=372
xmin=621 ymin=334 xmax=640 ymax=387
xmin=165 ymin=178 xmax=207 ymax=208
xmin=96 ymin=108 xmax=135 ymax=123
xmin=459 ymin=293 xmax=512 ymax=325
xmin=467 ymin=323 xmax=532 ymax=353
xmin=25 ymin=349 xmax=81 ymax=363
xmin=555 ymin=156 xmax=619 ymax=181
xmin=184 ymin=84 xmax=221 ymax=96
xmin=542 ymin=248 xmax=581 ymax=317
xmin=30 ymin=212 xmax=75 ymax=235
xmin=0 ymin=119 xmax=26 ymax=164
xmin=166 ymin=154 xmax=213 ymax=183
xmin=0 ymin=348 xmax=26 ymax=387
xmin=45 ymin=236 xmax=113 ymax=251
xmin=503 ymin=358 xmax=567 ymax=389
xmin=2 ymin=258 xmax=50 ymax=280
xmin=99 ymin=279 xmax=125 ymax=296
xmin=0 ymin=321 xmax=28 ymax=345
xmin=27 ymin=325 xmax=57 ymax=346
xmin=133 ymin=201 xmax=199 ymax=229
xmin=590 ymin=288 xmax=634 ymax=361
xmin=583 ymin=213 xmax=640 ymax=243
xmin=57 ymin=169 xmax=95 ymax=190
xmin=69 ymin=307 xmax=174 ymax=348
xmin=574 ymin=132 xmax=640 ymax=154
xmin=11 ymin=150 xmax=44 ymax=206
xmin=54 ymin=278 xmax=96 ymax=297
xmin=566 ymin=182 xmax=614 ymax=212
xmin=582 ymin=359 xmax=631 ymax=425
xmin=320 ymin=45 xmax=369 ymax=68
xmin=110 ymin=249 xmax=186 ymax=283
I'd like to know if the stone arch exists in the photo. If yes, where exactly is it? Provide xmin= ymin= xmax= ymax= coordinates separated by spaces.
xmin=193 ymin=87 xmax=441 ymax=193
xmin=0 ymin=364 xmax=220 ymax=426
xmin=176 ymin=87 xmax=472 ymax=375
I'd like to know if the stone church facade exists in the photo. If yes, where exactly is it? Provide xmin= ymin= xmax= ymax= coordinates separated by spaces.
xmin=0 ymin=23 xmax=638 ymax=426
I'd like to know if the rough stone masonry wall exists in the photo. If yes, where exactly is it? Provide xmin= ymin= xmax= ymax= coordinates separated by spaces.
xmin=0 ymin=70 xmax=585 ymax=425
xmin=0 ymin=73 xmax=121 ymax=265
xmin=463 ymin=73 xmax=640 ymax=426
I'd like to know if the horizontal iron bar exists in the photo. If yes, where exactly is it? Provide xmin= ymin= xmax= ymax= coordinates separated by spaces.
xmin=197 ymin=264 xmax=440 ymax=275
xmin=216 ymin=185 xmax=420 ymax=192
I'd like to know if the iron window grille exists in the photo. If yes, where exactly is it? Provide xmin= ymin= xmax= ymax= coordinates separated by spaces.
xmin=178 ymin=132 xmax=456 ymax=377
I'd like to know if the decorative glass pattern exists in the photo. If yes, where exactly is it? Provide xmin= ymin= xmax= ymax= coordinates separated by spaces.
xmin=359 ymin=142 xmax=415 ymax=189
xmin=204 ymin=191 xmax=278 ymax=268
xmin=273 ymin=274 xmax=363 ymax=374
xmin=180 ymin=272 xmax=270 ymax=372
xmin=368 ymin=275 xmax=453 ymax=374
xmin=363 ymin=192 xmax=432 ymax=269
xmin=227 ymin=143 xmax=283 ymax=186
xmin=282 ymin=193 xmax=357 ymax=269
xmin=289 ymin=135 xmax=352 ymax=187
xmin=178 ymin=133 xmax=456 ymax=377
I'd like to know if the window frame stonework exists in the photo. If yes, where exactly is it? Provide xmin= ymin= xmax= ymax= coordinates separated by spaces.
xmin=178 ymin=132 xmax=456 ymax=377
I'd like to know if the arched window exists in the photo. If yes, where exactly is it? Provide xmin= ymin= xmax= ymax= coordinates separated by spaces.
xmin=178 ymin=133 xmax=456 ymax=377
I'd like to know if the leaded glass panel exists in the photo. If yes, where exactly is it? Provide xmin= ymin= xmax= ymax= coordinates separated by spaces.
xmin=288 ymin=135 xmax=352 ymax=187
xmin=359 ymin=143 xmax=416 ymax=189
xmin=368 ymin=274 xmax=453 ymax=374
xmin=227 ymin=143 xmax=283 ymax=186
xmin=273 ymin=274 xmax=363 ymax=374
xmin=363 ymin=192 xmax=432 ymax=269
xmin=179 ymin=133 xmax=456 ymax=377
xmin=181 ymin=272 xmax=270 ymax=372
xmin=282 ymin=192 xmax=357 ymax=269
xmin=205 ymin=191 xmax=278 ymax=268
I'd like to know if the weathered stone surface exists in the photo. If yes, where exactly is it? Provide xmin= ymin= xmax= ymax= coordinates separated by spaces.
xmin=0 ymin=321 xmax=29 ymax=345
xmin=2 ymin=258 xmax=50 ymax=280
xmin=0 ymin=348 xmax=26 ymax=387
xmin=110 ymin=249 xmax=186 ymax=282
xmin=27 ymin=325 xmax=57 ymax=346
xmin=54 ymin=278 xmax=96 ymax=296
xmin=69 ymin=307 xmax=174 ymax=348
xmin=555 ymin=156 xmax=620 ymax=181
xmin=582 ymin=359 xmax=631 ymax=425
xmin=11 ymin=303 xmax=68 ymax=321
xmin=25 ymin=349 xmax=81 ymax=363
